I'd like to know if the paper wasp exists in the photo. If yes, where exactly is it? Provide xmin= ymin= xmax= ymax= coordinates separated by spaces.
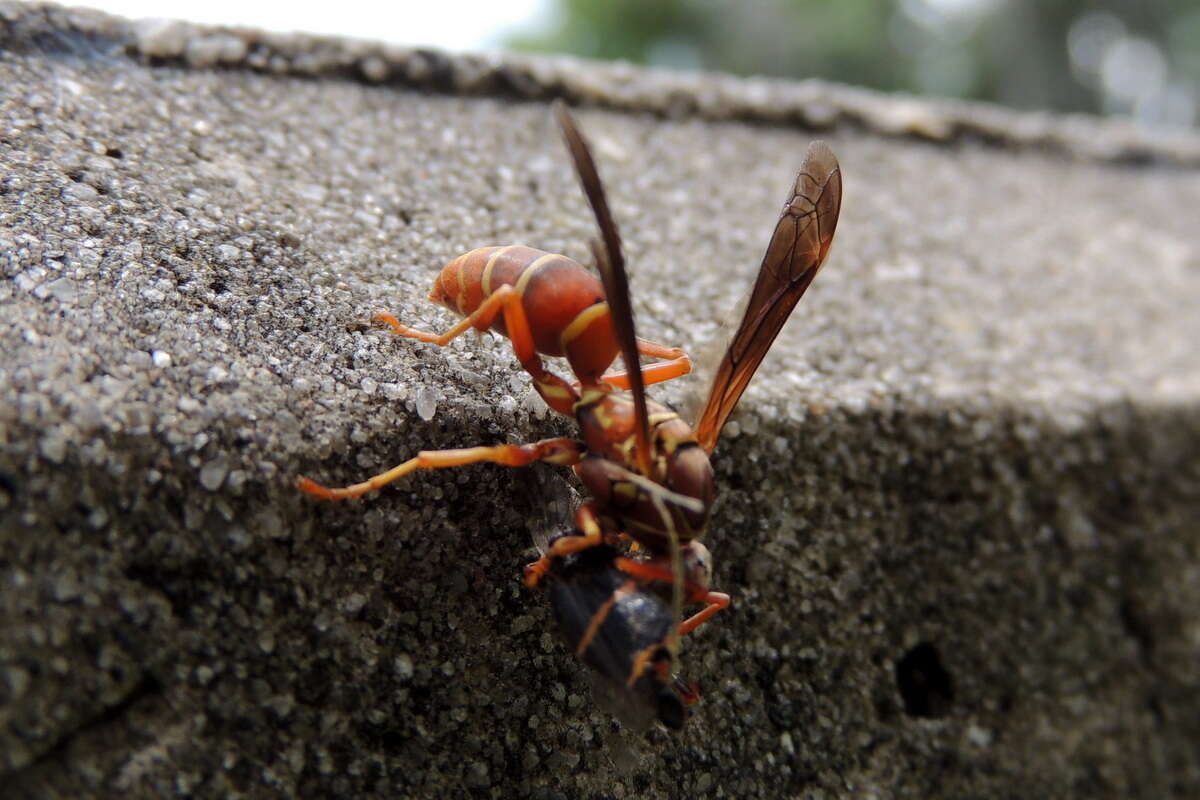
xmin=298 ymin=104 xmax=842 ymax=727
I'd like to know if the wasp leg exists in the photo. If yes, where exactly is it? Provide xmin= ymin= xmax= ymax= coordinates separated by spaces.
xmin=612 ymin=557 xmax=730 ymax=635
xmin=674 ymin=675 xmax=701 ymax=705
xmin=376 ymin=285 xmax=579 ymax=416
xmin=573 ymin=576 xmax=639 ymax=659
xmin=676 ymin=592 xmax=730 ymax=635
xmin=628 ymin=640 xmax=674 ymax=689
xmin=585 ymin=337 xmax=692 ymax=391
xmin=523 ymin=503 xmax=605 ymax=588
xmin=612 ymin=557 xmax=674 ymax=584
xmin=297 ymin=437 xmax=584 ymax=500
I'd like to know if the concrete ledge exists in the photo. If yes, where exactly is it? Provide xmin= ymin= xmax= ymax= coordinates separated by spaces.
xmin=2 ymin=2 xmax=1198 ymax=797
xmin=4 ymin=1 xmax=1200 ymax=165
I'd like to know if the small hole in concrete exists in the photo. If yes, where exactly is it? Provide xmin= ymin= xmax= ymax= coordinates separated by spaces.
xmin=896 ymin=642 xmax=954 ymax=718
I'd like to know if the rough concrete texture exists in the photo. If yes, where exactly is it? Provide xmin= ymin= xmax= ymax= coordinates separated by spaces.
xmin=1 ymin=2 xmax=1198 ymax=798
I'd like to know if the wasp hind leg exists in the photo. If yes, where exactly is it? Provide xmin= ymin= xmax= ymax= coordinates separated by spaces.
xmin=373 ymin=282 xmax=525 ymax=347
xmin=377 ymin=285 xmax=579 ymax=416
xmin=298 ymin=437 xmax=584 ymax=500
xmin=587 ymin=337 xmax=692 ymax=391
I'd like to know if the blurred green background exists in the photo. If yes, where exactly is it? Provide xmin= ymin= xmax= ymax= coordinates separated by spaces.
xmin=506 ymin=0 xmax=1199 ymax=128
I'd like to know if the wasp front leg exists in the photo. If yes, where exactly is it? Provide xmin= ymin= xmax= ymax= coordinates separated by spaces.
xmin=298 ymin=437 xmax=584 ymax=500
xmin=612 ymin=556 xmax=730 ymax=635
xmin=676 ymin=592 xmax=730 ymax=635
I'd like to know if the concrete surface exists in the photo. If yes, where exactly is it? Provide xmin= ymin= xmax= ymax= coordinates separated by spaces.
xmin=1 ymin=2 xmax=1198 ymax=798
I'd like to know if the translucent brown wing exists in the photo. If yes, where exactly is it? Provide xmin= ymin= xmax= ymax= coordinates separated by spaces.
xmin=693 ymin=142 xmax=842 ymax=454
xmin=555 ymin=102 xmax=652 ymax=475
xmin=522 ymin=463 xmax=581 ymax=556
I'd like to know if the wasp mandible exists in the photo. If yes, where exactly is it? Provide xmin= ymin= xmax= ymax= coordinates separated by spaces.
xmin=298 ymin=104 xmax=842 ymax=726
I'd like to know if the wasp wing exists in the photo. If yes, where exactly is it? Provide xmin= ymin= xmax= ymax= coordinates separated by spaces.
xmin=693 ymin=142 xmax=842 ymax=454
xmin=555 ymin=103 xmax=653 ymax=477
xmin=521 ymin=463 xmax=581 ymax=556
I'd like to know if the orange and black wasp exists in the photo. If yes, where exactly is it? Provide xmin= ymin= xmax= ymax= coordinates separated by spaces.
xmin=298 ymin=103 xmax=842 ymax=726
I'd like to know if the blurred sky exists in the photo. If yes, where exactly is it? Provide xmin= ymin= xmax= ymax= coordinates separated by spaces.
xmin=75 ymin=0 xmax=548 ymax=51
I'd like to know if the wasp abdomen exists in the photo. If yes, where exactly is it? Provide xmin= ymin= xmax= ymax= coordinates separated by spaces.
xmin=429 ymin=245 xmax=618 ymax=380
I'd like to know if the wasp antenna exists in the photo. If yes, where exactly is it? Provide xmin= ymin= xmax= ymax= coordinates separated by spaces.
xmin=599 ymin=462 xmax=706 ymax=516
xmin=646 ymin=491 xmax=686 ymax=668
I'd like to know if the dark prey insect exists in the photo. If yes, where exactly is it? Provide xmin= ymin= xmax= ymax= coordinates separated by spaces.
xmin=525 ymin=465 xmax=699 ymax=730
xmin=298 ymin=104 xmax=842 ymax=726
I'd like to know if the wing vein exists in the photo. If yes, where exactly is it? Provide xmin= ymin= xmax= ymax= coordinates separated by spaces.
xmin=694 ymin=142 xmax=842 ymax=454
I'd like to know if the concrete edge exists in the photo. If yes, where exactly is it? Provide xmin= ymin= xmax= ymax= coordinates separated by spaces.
xmin=3 ymin=0 xmax=1199 ymax=166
